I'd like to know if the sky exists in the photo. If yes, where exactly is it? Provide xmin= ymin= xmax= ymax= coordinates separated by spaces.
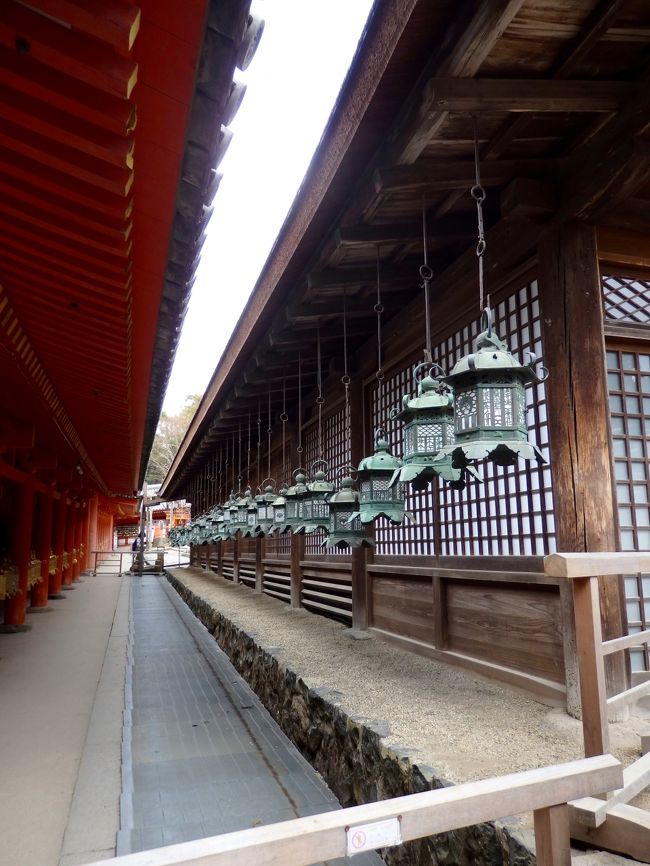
xmin=162 ymin=0 xmax=375 ymax=415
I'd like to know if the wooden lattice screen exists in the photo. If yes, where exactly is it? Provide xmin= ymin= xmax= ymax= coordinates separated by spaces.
xmin=603 ymin=275 xmax=650 ymax=325
xmin=370 ymin=280 xmax=555 ymax=556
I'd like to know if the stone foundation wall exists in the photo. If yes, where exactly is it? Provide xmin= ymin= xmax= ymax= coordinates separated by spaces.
xmin=166 ymin=572 xmax=536 ymax=866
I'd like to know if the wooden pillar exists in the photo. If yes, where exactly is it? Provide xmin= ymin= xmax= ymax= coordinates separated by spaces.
xmin=3 ymin=480 xmax=34 ymax=628
xmin=81 ymin=499 xmax=90 ymax=571
xmin=255 ymin=537 xmax=264 ymax=593
xmin=538 ymin=221 xmax=628 ymax=702
xmin=50 ymin=494 xmax=67 ymax=598
xmin=73 ymin=503 xmax=83 ymax=581
xmin=62 ymin=499 xmax=75 ymax=587
xmin=87 ymin=494 xmax=98 ymax=564
xmin=232 ymin=535 xmax=240 ymax=583
xmin=217 ymin=539 xmax=223 ymax=577
xmin=290 ymin=532 xmax=304 ymax=608
xmin=30 ymin=488 xmax=54 ymax=609
xmin=350 ymin=379 xmax=370 ymax=630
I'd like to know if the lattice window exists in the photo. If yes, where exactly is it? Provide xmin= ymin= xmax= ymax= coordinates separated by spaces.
xmin=603 ymin=276 xmax=650 ymax=325
xmin=371 ymin=281 xmax=554 ymax=556
xmin=437 ymin=282 xmax=554 ymax=556
xmin=607 ymin=346 xmax=650 ymax=670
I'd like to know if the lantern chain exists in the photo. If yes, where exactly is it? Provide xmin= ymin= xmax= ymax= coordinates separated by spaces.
xmin=297 ymin=352 xmax=303 ymax=456
xmin=237 ymin=425 xmax=241 ymax=490
xmin=472 ymin=116 xmax=488 ymax=312
xmin=419 ymin=199 xmax=433 ymax=364
xmin=375 ymin=245 xmax=384 ymax=408
xmin=267 ymin=389 xmax=272 ymax=483
xmin=256 ymin=400 xmax=261 ymax=489
xmin=280 ymin=370 xmax=288 ymax=484
xmin=247 ymin=413 xmax=252 ymax=488
xmin=342 ymin=288 xmax=351 ymax=452
xmin=316 ymin=323 xmax=324 ymax=461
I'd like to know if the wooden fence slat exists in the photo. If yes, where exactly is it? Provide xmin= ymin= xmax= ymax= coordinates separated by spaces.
xmin=544 ymin=552 xmax=650 ymax=578
xmin=602 ymin=628 xmax=650 ymax=656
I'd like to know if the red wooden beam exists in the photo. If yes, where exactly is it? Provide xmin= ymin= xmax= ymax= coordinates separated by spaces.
xmin=0 ymin=84 xmax=134 ymax=168
xmin=0 ymin=2 xmax=138 ymax=98
xmin=0 ymin=120 xmax=133 ymax=195
xmin=0 ymin=147 xmax=132 ymax=219
xmin=24 ymin=0 xmax=141 ymax=53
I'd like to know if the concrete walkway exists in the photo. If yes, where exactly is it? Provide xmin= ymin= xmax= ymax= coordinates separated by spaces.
xmin=0 ymin=574 xmax=126 ymax=866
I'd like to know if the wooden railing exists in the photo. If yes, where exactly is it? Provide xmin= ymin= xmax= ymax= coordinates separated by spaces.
xmin=81 ymin=755 xmax=621 ymax=866
xmin=544 ymin=552 xmax=650 ymax=861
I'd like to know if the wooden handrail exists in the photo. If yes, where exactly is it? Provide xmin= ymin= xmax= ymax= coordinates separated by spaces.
xmin=544 ymin=552 xmax=650 ymax=578
xmin=80 ymin=755 xmax=622 ymax=866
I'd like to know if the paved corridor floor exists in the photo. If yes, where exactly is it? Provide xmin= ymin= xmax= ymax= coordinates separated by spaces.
xmin=119 ymin=575 xmax=380 ymax=864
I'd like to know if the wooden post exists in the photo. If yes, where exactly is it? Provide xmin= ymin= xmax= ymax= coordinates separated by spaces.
xmin=87 ymin=494 xmax=98 ymax=565
xmin=255 ymin=537 xmax=264 ymax=593
xmin=290 ymin=533 xmax=304 ymax=608
xmin=217 ymin=539 xmax=223 ymax=577
xmin=50 ymin=494 xmax=67 ymax=598
xmin=73 ymin=502 xmax=83 ymax=581
xmin=62 ymin=498 xmax=75 ymax=587
xmin=232 ymin=535 xmax=240 ymax=583
xmin=538 ymin=221 xmax=628 ymax=703
xmin=3 ymin=480 xmax=34 ymax=628
xmin=572 ymin=576 xmax=610 ymax=757
xmin=30 ymin=488 xmax=54 ymax=609
xmin=432 ymin=574 xmax=448 ymax=649
xmin=533 ymin=803 xmax=571 ymax=866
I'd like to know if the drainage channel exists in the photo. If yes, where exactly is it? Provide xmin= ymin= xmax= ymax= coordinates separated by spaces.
xmin=118 ymin=574 xmax=381 ymax=865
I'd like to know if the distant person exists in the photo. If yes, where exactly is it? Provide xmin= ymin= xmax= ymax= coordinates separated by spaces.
xmin=132 ymin=537 xmax=139 ymax=551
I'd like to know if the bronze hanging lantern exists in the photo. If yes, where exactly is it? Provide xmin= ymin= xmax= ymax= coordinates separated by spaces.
xmin=324 ymin=475 xmax=373 ymax=549
xmin=434 ymin=308 xmax=547 ymax=470
xmin=349 ymin=430 xmax=407 ymax=525
xmin=391 ymin=363 xmax=480 ymax=491
xmin=295 ymin=461 xmax=333 ymax=534
xmin=270 ymin=484 xmax=288 ymax=533
xmin=244 ymin=493 xmax=259 ymax=537
xmin=253 ymin=482 xmax=276 ymax=536
xmin=282 ymin=471 xmax=309 ymax=533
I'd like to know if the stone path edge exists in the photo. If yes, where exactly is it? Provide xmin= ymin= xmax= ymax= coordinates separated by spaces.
xmin=165 ymin=571 xmax=537 ymax=866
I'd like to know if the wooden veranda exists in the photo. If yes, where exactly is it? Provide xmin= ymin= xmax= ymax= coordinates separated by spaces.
xmin=162 ymin=0 xmax=650 ymax=714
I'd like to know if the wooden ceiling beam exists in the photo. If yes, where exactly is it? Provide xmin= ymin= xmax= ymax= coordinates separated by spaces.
xmin=391 ymin=0 xmax=526 ymax=164
xmin=0 ymin=45 xmax=136 ymax=135
xmin=24 ymin=0 xmax=141 ymax=53
xmin=0 ymin=149 xmax=132 ymax=220
xmin=425 ymin=78 xmax=636 ymax=114
xmin=374 ymin=159 xmax=555 ymax=195
xmin=307 ymin=264 xmax=417 ymax=292
xmin=597 ymin=227 xmax=650 ymax=269
xmin=0 ymin=84 xmax=134 ymax=169
xmin=0 ymin=2 xmax=138 ymax=99
xmin=0 ymin=120 xmax=133 ymax=196
xmin=0 ymin=415 xmax=35 ymax=451
xmin=336 ymin=215 xmax=474 ymax=247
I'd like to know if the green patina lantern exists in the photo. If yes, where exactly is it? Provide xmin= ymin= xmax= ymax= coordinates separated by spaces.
xmin=281 ymin=471 xmax=309 ymax=533
xmin=349 ymin=429 xmax=407 ymax=525
xmin=231 ymin=486 xmax=254 ymax=536
xmin=270 ymin=484 xmax=288 ymax=534
xmin=434 ymin=308 xmax=547 ymax=471
xmin=244 ymin=493 xmax=259 ymax=537
xmin=390 ymin=363 xmax=481 ymax=491
xmin=324 ymin=476 xmax=373 ymax=549
xmin=206 ymin=507 xmax=225 ymax=542
xmin=295 ymin=462 xmax=333 ymax=534
xmin=252 ymin=482 xmax=277 ymax=536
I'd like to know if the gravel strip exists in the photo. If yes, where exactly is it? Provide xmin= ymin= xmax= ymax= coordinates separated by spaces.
xmin=169 ymin=568 xmax=650 ymax=793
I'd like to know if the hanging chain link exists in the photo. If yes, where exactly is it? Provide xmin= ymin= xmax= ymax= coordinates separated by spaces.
xmin=256 ymin=400 xmax=261 ymax=489
xmin=316 ymin=323 xmax=324 ymax=461
xmin=375 ymin=245 xmax=385 ymax=408
xmin=342 ymin=288 xmax=351 ymax=454
xmin=237 ymin=424 xmax=242 ymax=489
xmin=280 ymin=370 xmax=288 ymax=484
xmin=267 ymin=389 xmax=272 ymax=483
xmin=419 ymin=198 xmax=434 ymax=363
xmin=297 ymin=352 xmax=303 ymax=456
xmin=471 ymin=116 xmax=488 ymax=312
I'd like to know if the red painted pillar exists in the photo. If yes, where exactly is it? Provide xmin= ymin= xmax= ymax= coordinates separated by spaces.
xmin=87 ymin=495 xmax=98 ymax=567
xmin=62 ymin=498 xmax=75 ymax=588
xmin=30 ymin=488 xmax=54 ymax=609
xmin=73 ymin=503 xmax=82 ymax=582
xmin=3 ymin=480 xmax=35 ymax=628
xmin=49 ymin=495 xmax=67 ymax=598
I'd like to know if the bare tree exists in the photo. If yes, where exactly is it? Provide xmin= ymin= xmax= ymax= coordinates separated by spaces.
xmin=145 ymin=394 xmax=201 ymax=484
